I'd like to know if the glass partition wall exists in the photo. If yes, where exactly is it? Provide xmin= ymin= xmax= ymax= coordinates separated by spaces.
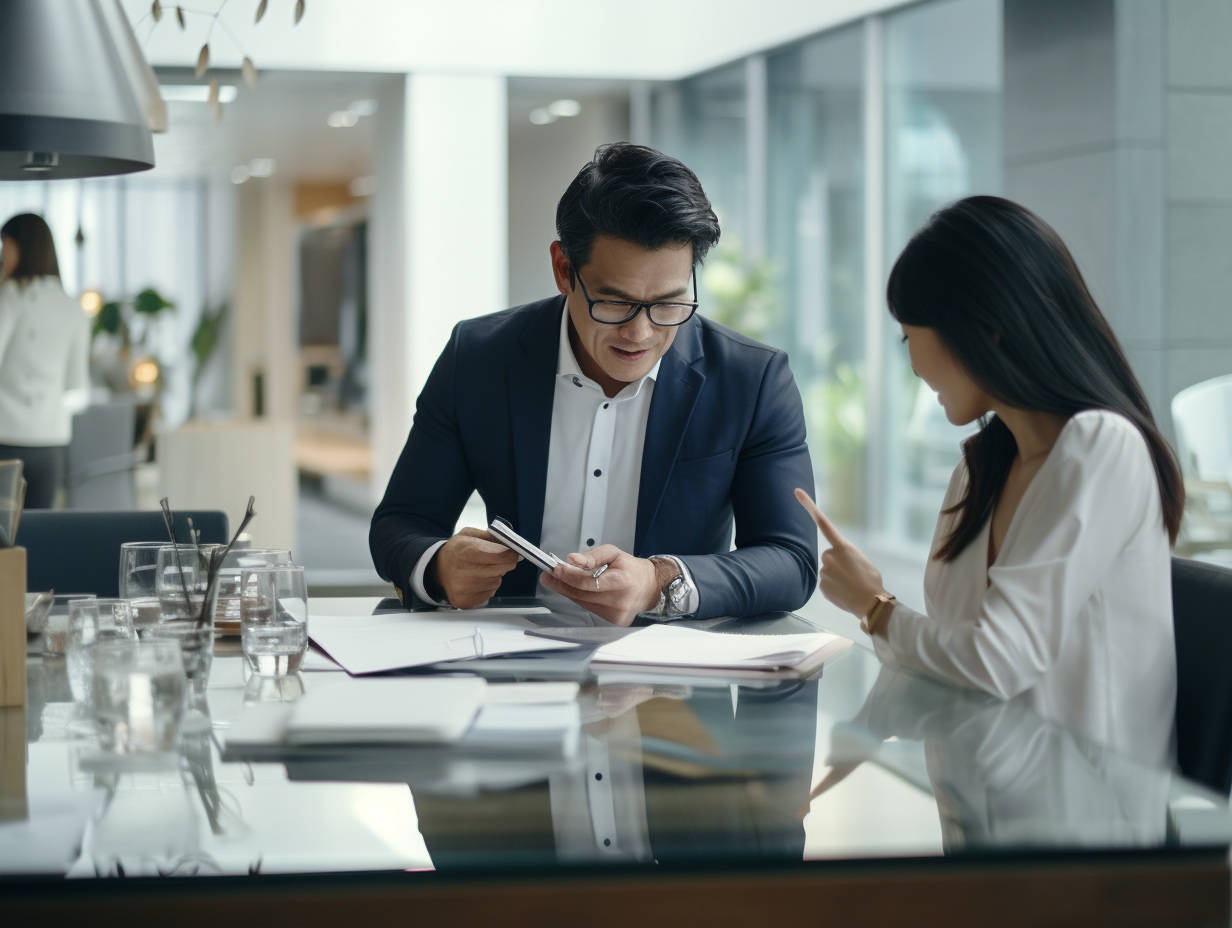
xmin=649 ymin=0 xmax=1003 ymax=552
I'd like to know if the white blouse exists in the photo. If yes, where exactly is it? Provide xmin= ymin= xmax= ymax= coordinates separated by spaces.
xmin=873 ymin=409 xmax=1176 ymax=767
xmin=0 ymin=277 xmax=89 ymax=446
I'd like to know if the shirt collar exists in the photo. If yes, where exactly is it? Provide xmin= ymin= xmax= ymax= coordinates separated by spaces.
xmin=555 ymin=298 xmax=661 ymax=398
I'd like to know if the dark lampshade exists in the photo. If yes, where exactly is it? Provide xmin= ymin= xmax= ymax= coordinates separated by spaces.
xmin=0 ymin=0 xmax=155 ymax=180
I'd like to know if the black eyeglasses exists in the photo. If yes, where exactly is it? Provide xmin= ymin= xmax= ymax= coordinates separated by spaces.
xmin=573 ymin=269 xmax=699 ymax=327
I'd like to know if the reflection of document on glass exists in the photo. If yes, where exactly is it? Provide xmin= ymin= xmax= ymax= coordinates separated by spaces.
xmin=309 ymin=612 xmax=581 ymax=675
xmin=591 ymin=624 xmax=852 ymax=679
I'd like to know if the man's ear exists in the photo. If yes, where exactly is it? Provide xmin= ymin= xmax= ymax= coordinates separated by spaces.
xmin=549 ymin=241 xmax=572 ymax=296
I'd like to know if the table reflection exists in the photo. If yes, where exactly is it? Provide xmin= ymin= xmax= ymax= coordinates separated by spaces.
xmin=822 ymin=666 xmax=1174 ymax=852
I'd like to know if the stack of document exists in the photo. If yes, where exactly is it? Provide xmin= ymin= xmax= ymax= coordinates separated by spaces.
xmin=223 ymin=678 xmax=581 ymax=765
xmin=591 ymin=624 xmax=851 ymax=679
xmin=308 ymin=610 xmax=581 ymax=675
xmin=224 ymin=677 xmax=488 ymax=756
xmin=462 ymin=682 xmax=581 ymax=756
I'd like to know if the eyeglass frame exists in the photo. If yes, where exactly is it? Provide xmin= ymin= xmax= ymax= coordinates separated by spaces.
xmin=571 ymin=267 xmax=700 ymax=327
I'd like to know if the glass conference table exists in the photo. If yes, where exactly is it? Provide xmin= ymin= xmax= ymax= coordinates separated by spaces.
xmin=2 ymin=597 xmax=1230 ymax=923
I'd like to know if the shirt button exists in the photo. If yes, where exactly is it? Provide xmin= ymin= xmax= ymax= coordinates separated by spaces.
xmin=586 ymin=538 xmax=595 ymax=547
xmin=593 ymin=469 xmax=602 ymax=477
xmin=602 ymin=402 xmax=610 ymax=409
xmin=572 ymin=377 xmax=582 ymax=387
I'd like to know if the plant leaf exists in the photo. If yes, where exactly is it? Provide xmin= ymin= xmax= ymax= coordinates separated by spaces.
xmin=151 ymin=0 xmax=162 ymax=23
xmin=294 ymin=0 xmax=305 ymax=25
xmin=176 ymin=5 xmax=185 ymax=29
xmin=195 ymin=43 xmax=210 ymax=79
xmin=241 ymin=56 xmax=258 ymax=89
xmin=255 ymin=0 xmax=267 ymax=23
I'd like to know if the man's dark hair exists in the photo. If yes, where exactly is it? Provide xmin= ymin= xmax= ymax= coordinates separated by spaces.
xmin=555 ymin=143 xmax=720 ymax=280
xmin=1 ymin=212 xmax=60 ymax=284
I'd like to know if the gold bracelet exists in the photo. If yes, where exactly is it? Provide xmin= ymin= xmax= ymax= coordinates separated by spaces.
xmin=861 ymin=592 xmax=896 ymax=638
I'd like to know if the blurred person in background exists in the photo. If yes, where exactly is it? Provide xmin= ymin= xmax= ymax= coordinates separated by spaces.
xmin=0 ymin=213 xmax=89 ymax=508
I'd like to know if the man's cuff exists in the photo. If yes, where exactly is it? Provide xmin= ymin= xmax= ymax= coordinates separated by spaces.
xmin=646 ymin=554 xmax=699 ymax=621
xmin=411 ymin=539 xmax=451 ymax=607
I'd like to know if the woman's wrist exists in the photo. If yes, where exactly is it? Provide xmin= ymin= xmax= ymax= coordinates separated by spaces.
xmin=860 ymin=591 xmax=896 ymax=638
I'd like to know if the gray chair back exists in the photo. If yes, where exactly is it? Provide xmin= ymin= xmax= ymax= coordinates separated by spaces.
xmin=66 ymin=400 xmax=138 ymax=509
xmin=1172 ymin=556 xmax=1232 ymax=794
xmin=17 ymin=509 xmax=229 ymax=598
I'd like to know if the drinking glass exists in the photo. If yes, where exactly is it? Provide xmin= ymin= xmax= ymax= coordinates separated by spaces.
xmin=66 ymin=598 xmax=136 ymax=707
xmin=42 ymin=593 xmax=96 ymax=657
xmin=214 ymin=547 xmax=293 ymax=633
xmin=156 ymin=544 xmax=222 ymax=624
xmin=91 ymin=639 xmax=187 ymax=753
xmin=153 ymin=546 xmax=221 ymax=727
xmin=118 ymin=541 xmax=168 ymax=637
xmin=240 ymin=565 xmax=309 ymax=675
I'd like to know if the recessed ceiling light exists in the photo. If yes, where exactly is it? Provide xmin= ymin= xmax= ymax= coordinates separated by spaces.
xmin=529 ymin=107 xmax=556 ymax=126
xmin=159 ymin=84 xmax=238 ymax=104
xmin=547 ymin=99 xmax=581 ymax=118
xmin=230 ymin=165 xmax=250 ymax=184
xmin=327 ymin=110 xmax=359 ymax=128
xmin=248 ymin=157 xmax=276 ymax=177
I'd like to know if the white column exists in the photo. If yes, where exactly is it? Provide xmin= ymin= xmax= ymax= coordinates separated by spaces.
xmin=368 ymin=73 xmax=509 ymax=503
xmin=230 ymin=179 xmax=296 ymax=420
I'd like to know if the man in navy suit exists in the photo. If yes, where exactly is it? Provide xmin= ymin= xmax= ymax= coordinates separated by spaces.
xmin=370 ymin=143 xmax=817 ymax=624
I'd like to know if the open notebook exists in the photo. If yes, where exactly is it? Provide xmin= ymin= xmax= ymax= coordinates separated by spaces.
xmin=590 ymin=624 xmax=851 ymax=679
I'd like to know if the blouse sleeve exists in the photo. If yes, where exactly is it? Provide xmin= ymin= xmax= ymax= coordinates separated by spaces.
xmin=874 ymin=411 xmax=1161 ymax=700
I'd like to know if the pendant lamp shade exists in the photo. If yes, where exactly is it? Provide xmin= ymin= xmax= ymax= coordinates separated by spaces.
xmin=0 ymin=0 xmax=155 ymax=180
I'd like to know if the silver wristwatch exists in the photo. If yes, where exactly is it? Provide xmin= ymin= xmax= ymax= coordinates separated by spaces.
xmin=650 ymin=555 xmax=692 ymax=617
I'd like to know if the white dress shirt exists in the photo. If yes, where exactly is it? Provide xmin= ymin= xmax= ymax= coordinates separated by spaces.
xmin=873 ymin=409 xmax=1176 ymax=766
xmin=413 ymin=304 xmax=697 ymax=618
xmin=0 ymin=277 xmax=89 ymax=445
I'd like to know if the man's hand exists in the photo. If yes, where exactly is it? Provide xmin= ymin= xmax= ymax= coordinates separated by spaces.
xmin=432 ymin=527 xmax=519 ymax=609
xmin=540 ymin=544 xmax=661 ymax=627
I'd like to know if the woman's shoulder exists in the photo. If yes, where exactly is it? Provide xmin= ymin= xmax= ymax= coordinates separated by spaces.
xmin=1056 ymin=408 xmax=1150 ymax=460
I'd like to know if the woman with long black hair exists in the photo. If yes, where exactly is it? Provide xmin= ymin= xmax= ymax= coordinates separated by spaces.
xmin=0 ymin=213 xmax=89 ymax=508
xmin=796 ymin=195 xmax=1184 ymax=765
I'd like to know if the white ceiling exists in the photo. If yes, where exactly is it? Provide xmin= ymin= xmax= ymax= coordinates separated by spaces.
xmin=150 ymin=67 xmax=390 ymax=180
xmin=121 ymin=0 xmax=914 ymax=80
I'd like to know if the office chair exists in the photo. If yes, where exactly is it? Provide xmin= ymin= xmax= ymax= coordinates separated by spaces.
xmin=1171 ymin=556 xmax=1232 ymax=795
xmin=66 ymin=399 xmax=138 ymax=510
xmin=17 ymin=509 xmax=229 ymax=598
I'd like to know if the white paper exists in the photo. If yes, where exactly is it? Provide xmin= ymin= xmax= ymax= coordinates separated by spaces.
xmin=593 ymin=624 xmax=846 ymax=670
xmin=308 ymin=612 xmax=579 ymax=675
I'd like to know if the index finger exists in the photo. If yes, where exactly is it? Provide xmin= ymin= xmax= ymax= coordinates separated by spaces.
xmin=794 ymin=488 xmax=846 ymax=547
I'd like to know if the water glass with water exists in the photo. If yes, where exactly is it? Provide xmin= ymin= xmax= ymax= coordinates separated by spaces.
xmin=153 ymin=545 xmax=221 ymax=698
xmin=156 ymin=544 xmax=222 ymax=624
xmin=66 ymin=598 xmax=136 ymax=706
xmin=118 ymin=541 xmax=168 ymax=637
xmin=214 ymin=547 xmax=293 ymax=632
xmin=91 ymin=639 xmax=187 ymax=752
xmin=42 ymin=593 xmax=96 ymax=657
xmin=241 ymin=565 xmax=309 ymax=675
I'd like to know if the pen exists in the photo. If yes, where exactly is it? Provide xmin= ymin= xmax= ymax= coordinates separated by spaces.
xmin=592 ymin=562 xmax=609 ymax=590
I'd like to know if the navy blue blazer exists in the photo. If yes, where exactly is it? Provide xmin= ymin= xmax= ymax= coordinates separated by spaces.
xmin=369 ymin=295 xmax=818 ymax=619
